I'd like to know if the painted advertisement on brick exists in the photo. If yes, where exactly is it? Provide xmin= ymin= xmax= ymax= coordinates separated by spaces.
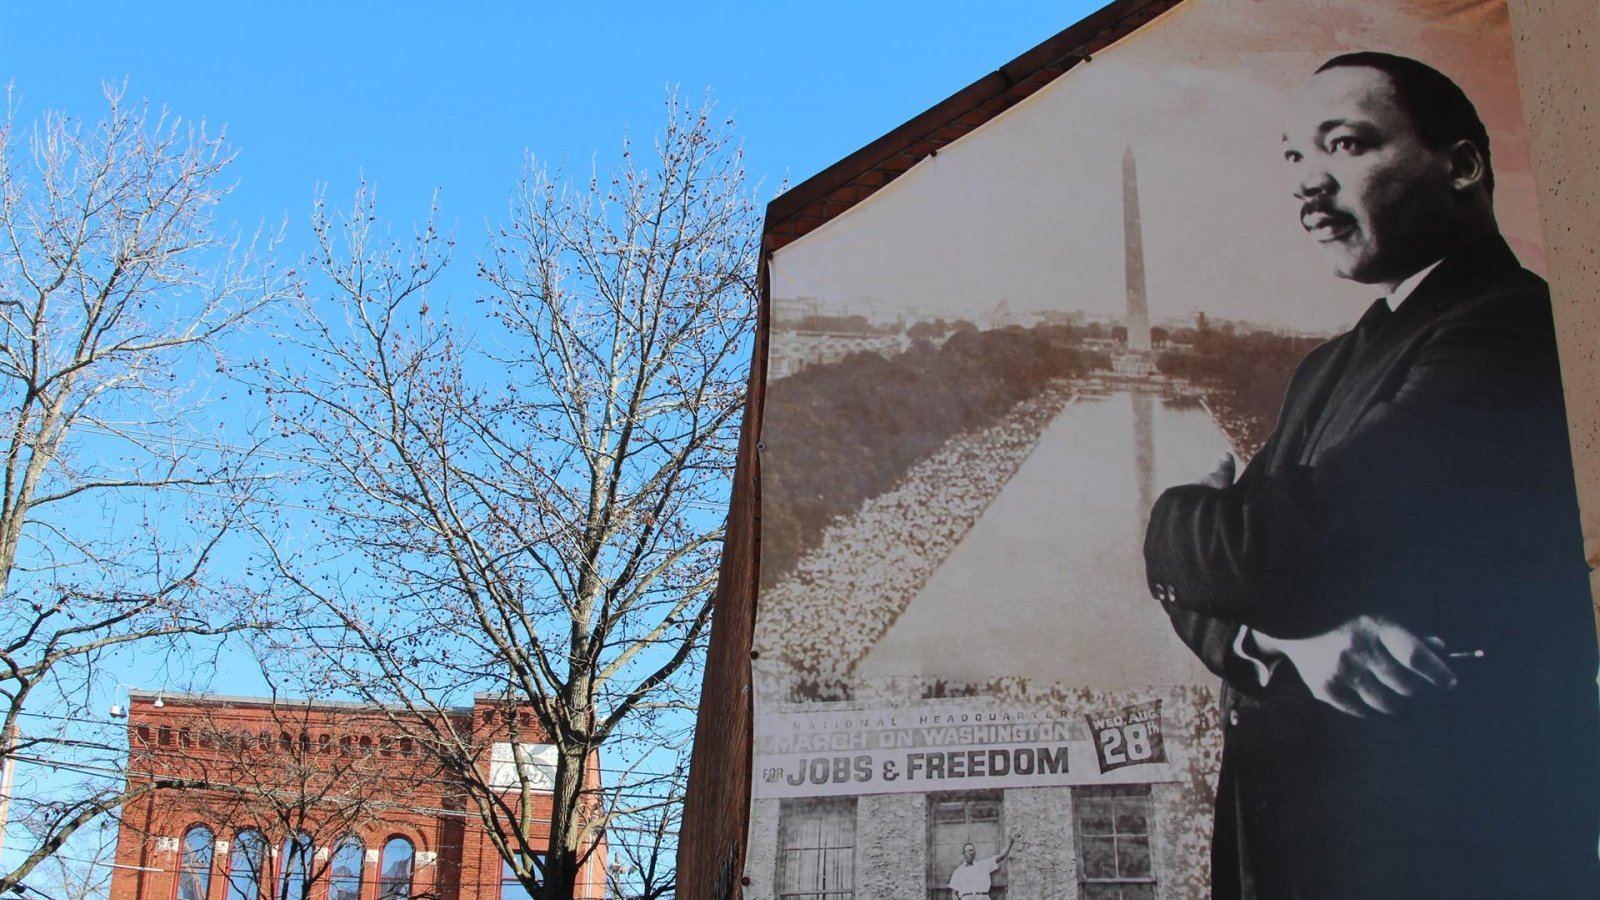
xmin=748 ymin=1 xmax=1599 ymax=898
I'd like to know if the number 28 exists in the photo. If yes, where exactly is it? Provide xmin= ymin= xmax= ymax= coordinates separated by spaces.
xmin=1100 ymin=722 xmax=1152 ymax=764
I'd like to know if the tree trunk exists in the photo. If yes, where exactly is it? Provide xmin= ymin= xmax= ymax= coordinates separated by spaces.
xmin=543 ymin=742 xmax=592 ymax=900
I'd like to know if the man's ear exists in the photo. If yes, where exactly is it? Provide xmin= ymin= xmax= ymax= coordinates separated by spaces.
xmin=1446 ymin=139 xmax=1488 ymax=192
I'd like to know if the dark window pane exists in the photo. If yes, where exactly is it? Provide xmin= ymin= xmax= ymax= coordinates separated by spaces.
xmin=1116 ymin=836 xmax=1152 ymax=879
xmin=1115 ymin=798 xmax=1149 ymax=835
xmin=1075 ymin=787 xmax=1157 ymax=900
xmin=1081 ymin=837 xmax=1119 ymax=879
xmin=778 ymin=799 xmax=855 ymax=900
xmin=1078 ymin=798 xmax=1114 ymax=835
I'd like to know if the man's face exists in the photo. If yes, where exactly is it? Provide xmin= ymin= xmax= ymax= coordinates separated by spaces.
xmin=962 ymin=844 xmax=976 ymax=864
xmin=1281 ymin=66 xmax=1459 ymax=287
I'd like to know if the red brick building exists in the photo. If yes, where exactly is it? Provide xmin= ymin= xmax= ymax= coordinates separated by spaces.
xmin=110 ymin=691 xmax=605 ymax=900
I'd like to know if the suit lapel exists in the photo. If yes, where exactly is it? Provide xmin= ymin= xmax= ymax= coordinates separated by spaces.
xmin=1296 ymin=236 xmax=1523 ymax=466
xmin=1300 ymin=309 xmax=1399 ymax=463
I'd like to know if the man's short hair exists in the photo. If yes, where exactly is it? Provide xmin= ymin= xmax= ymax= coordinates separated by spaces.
xmin=1315 ymin=51 xmax=1494 ymax=196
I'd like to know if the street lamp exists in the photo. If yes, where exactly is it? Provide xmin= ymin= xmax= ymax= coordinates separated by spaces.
xmin=108 ymin=685 xmax=163 ymax=718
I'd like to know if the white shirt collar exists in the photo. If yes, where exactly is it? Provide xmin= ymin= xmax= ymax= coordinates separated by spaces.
xmin=1386 ymin=258 xmax=1445 ymax=310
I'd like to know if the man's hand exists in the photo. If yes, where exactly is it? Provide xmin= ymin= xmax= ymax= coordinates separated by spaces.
xmin=1194 ymin=452 xmax=1236 ymax=489
xmin=1252 ymin=615 xmax=1457 ymax=717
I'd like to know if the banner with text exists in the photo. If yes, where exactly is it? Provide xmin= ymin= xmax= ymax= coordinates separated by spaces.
xmin=754 ymin=700 xmax=1179 ymax=799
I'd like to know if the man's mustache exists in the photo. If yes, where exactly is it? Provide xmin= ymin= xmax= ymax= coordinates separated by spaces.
xmin=1300 ymin=199 xmax=1355 ymax=229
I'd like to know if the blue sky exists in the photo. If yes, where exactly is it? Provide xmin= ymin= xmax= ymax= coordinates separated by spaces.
xmin=0 ymin=1 xmax=1104 ymax=699
xmin=2 ymin=2 xmax=1104 ymax=251
xmin=0 ymin=0 xmax=1104 ymax=860
xmin=0 ymin=3 xmax=1107 ymax=880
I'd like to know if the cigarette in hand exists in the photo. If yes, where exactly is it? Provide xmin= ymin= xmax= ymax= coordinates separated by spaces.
xmin=1446 ymin=649 xmax=1485 ymax=659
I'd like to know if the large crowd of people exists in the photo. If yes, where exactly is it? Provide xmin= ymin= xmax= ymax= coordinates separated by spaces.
xmin=1154 ymin=327 xmax=1321 ymax=454
xmin=762 ymin=326 xmax=1099 ymax=582
xmin=1194 ymin=392 xmax=1263 ymax=458
xmin=756 ymin=380 xmax=1079 ymax=702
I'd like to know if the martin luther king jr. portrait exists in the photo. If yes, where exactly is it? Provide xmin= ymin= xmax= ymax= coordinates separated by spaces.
xmin=1143 ymin=51 xmax=1600 ymax=899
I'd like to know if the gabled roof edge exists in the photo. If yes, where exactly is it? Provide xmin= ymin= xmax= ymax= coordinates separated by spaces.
xmin=763 ymin=0 xmax=1186 ymax=256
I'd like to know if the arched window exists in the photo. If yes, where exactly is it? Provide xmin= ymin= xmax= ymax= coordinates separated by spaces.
xmin=227 ymin=830 xmax=267 ymax=900
xmin=278 ymin=832 xmax=313 ymax=900
xmin=377 ymin=837 xmax=414 ymax=900
xmin=176 ymin=825 xmax=215 ymax=900
xmin=329 ymin=837 xmax=365 ymax=900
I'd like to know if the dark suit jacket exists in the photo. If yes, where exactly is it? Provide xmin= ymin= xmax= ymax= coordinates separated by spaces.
xmin=1144 ymin=235 xmax=1600 ymax=899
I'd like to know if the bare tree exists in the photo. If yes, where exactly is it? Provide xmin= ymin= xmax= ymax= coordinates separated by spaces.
xmin=0 ymin=83 xmax=287 ymax=893
xmin=600 ymin=762 xmax=684 ymax=900
xmin=254 ymin=93 xmax=758 ymax=900
xmin=30 ymin=815 xmax=116 ymax=900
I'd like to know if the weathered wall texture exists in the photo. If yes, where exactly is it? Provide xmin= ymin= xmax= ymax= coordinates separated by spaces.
xmin=854 ymin=794 xmax=928 ymax=898
xmin=742 ymin=800 xmax=783 ymax=898
xmin=1002 ymin=787 xmax=1079 ymax=899
xmin=1510 ymin=1 xmax=1600 ymax=623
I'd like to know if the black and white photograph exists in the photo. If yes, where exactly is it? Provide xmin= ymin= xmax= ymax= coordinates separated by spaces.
xmin=744 ymin=0 xmax=1598 ymax=897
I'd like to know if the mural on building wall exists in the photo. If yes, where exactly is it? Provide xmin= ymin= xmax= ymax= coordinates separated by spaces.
xmin=748 ymin=0 xmax=1600 ymax=898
